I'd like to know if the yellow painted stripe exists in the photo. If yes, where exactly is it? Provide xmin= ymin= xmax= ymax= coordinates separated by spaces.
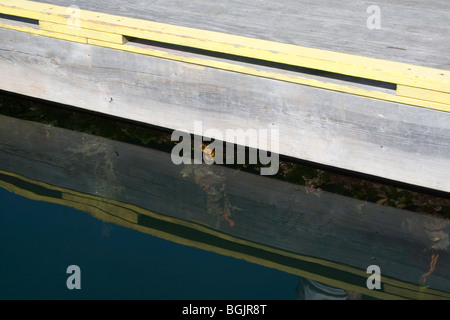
xmin=0 ymin=20 xmax=87 ymax=43
xmin=2 ymin=10 xmax=447 ymax=113
xmin=62 ymin=193 xmax=139 ymax=223
xmin=89 ymin=38 xmax=450 ymax=113
xmin=0 ymin=0 xmax=449 ymax=96
xmin=397 ymin=85 xmax=450 ymax=105
xmin=39 ymin=20 xmax=125 ymax=44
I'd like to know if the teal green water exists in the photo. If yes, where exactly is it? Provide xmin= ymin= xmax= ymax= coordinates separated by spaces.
xmin=0 ymin=187 xmax=299 ymax=300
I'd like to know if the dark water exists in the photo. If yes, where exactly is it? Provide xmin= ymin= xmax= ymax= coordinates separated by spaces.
xmin=0 ymin=112 xmax=449 ymax=301
xmin=0 ymin=187 xmax=299 ymax=300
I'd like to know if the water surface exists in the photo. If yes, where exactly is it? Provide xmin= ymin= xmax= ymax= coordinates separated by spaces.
xmin=0 ymin=187 xmax=298 ymax=300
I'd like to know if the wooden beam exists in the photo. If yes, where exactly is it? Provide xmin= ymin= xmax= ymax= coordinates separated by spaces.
xmin=0 ymin=0 xmax=449 ymax=110
xmin=39 ymin=20 xmax=126 ymax=44
xmin=0 ymin=19 xmax=87 ymax=43
xmin=397 ymin=85 xmax=450 ymax=106
xmin=1 ymin=28 xmax=450 ymax=192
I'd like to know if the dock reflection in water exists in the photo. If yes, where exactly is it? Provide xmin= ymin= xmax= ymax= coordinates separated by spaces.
xmin=0 ymin=115 xmax=449 ymax=300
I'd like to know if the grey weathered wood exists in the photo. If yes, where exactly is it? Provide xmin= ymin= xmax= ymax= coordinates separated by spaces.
xmin=1 ymin=115 xmax=449 ymax=298
xmin=1 ymin=28 xmax=450 ymax=192
xmin=36 ymin=0 xmax=450 ymax=70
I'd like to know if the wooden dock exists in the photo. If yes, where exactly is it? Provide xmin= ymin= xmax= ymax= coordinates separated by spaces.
xmin=1 ymin=114 xmax=450 ymax=300
xmin=0 ymin=0 xmax=450 ymax=191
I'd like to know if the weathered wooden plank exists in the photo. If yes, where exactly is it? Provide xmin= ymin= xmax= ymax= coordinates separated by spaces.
xmin=0 ymin=115 xmax=449 ymax=299
xmin=88 ymin=38 xmax=450 ymax=112
xmin=1 ymin=0 xmax=449 ymax=98
xmin=33 ymin=0 xmax=450 ymax=71
xmin=1 ymin=28 xmax=450 ymax=192
xmin=1 ymin=1 xmax=449 ymax=111
xmin=38 ymin=21 xmax=126 ymax=44
xmin=397 ymin=85 xmax=450 ymax=106
xmin=0 ymin=16 xmax=87 ymax=43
